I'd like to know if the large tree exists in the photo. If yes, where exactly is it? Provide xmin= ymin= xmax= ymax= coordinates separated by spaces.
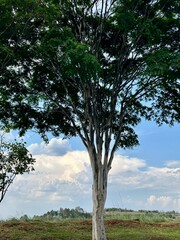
xmin=0 ymin=0 xmax=179 ymax=239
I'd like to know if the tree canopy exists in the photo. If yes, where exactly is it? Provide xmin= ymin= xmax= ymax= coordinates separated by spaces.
xmin=0 ymin=133 xmax=35 ymax=203
xmin=0 ymin=0 xmax=179 ymax=149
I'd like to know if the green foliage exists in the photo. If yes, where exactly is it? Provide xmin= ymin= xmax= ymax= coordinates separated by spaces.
xmin=60 ymin=41 xmax=101 ymax=80
xmin=19 ymin=214 xmax=30 ymax=221
xmin=0 ymin=134 xmax=35 ymax=202
xmin=0 ymin=0 xmax=179 ymax=148
xmin=33 ymin=207 xmax=91 ymax=221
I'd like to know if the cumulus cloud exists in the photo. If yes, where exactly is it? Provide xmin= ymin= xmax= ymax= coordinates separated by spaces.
xmin=5 ymin=151 xmax=180 ymax=201
xmin=147 ymin=195 xmax=172 ymax=207
xmin=146 ymin=195 xmax=180 ymax=211
xmin=139 ymin=166 xmax=180 ymax=192
xmin=110 ymin=155 xmax=146 ymax=174
xmin=28 ymin=138 xmax=71 ymax=156
xmin=33 ymin=150 xmax=90 ymax=181
xmin=109 ymin=159 xmax=180 ymax=191
xmin=165 ymin=160 xmax=180 ymax=168
xmin=1 ymin=147 xmax=180 ymax=219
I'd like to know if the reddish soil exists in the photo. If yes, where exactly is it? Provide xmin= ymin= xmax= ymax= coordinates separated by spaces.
xmin=79 ymin=219 xmax=180 ymax=228
xmin=106 ymin=219 xmax=180 ymax=230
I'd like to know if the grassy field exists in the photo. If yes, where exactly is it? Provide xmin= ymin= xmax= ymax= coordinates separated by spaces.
xmin=0 ymin=218 xmax=180 ymax=240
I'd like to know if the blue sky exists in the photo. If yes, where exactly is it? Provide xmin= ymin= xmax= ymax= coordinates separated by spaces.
xmin=0 ymin=120 xmax=180 ymax=219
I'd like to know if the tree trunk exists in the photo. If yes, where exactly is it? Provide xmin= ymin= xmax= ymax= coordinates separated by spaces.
xmin=92 ymin=165 xmax=108 ymax=240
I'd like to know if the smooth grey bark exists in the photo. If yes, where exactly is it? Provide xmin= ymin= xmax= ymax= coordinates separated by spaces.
xmin=88 ymin=143 xmax=109 ymax=240
xmin=92 ymin=167 xmax=107 ymax=240
xmin=92 ymin=164 xmax=108 ymax=240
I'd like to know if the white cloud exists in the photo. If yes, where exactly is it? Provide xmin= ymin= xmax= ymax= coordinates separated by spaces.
xmin=147 ymin=195 xmax=172 ymax=207
xmin=5 ymin=151 xmax=180 ymax=200
xmin=110 ymin=155 xmax=146 ymax=174
xmin=139 ymin=167 xmax=180 ymax=192
xmin=108 ymin=161 xmax=180 ymax=192
xmin=28 ymin=138 xmax=71 ymax=156
xmin=1 ymin=147 xmax=180 ymax=219
xmin=165 ymin=160 xmax=180 ymax=168
xmin=8 ymin=150 xmax=91 ymax=204
xmin=146 ymin=195 xmax=180 ymax=211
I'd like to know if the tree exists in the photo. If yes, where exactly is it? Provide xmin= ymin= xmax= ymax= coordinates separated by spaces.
xmin=0 ymin=0 xmax=179 ymax=239
xmin=0 ymin=133 xmax=35 ymax=203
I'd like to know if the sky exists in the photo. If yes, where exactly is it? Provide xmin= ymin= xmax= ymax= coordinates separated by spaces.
xmin=0 ymin=120 xmax=180 ymax=219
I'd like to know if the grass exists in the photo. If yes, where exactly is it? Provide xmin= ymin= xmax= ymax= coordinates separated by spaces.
xmin=0 ymin=218 xmax=180 ymax=240
xmin=105 ymin=211 xmax=180 ymax=223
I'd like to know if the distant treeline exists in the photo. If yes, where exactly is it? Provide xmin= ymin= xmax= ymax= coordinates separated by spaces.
xmin=105 ymin=208 xmax=178 ymax=214
xmin=31 ymin=207 xmax=91 ymax=221
xmin=18 ymin=207 xmax=179 ymax=221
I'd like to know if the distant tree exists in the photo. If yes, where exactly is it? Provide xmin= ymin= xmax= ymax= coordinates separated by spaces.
xmin=75 ymin=206 xmax=85 ymax=214
xmin=19 ymin=214 xmax=30 ymax=221
xmin=33 ymin=207 xmax=91 ymax=220
xmin=0 ymin=0 xmax=179 ymax=239
xmin=0 ymin=133 xmax=35 ymax=202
